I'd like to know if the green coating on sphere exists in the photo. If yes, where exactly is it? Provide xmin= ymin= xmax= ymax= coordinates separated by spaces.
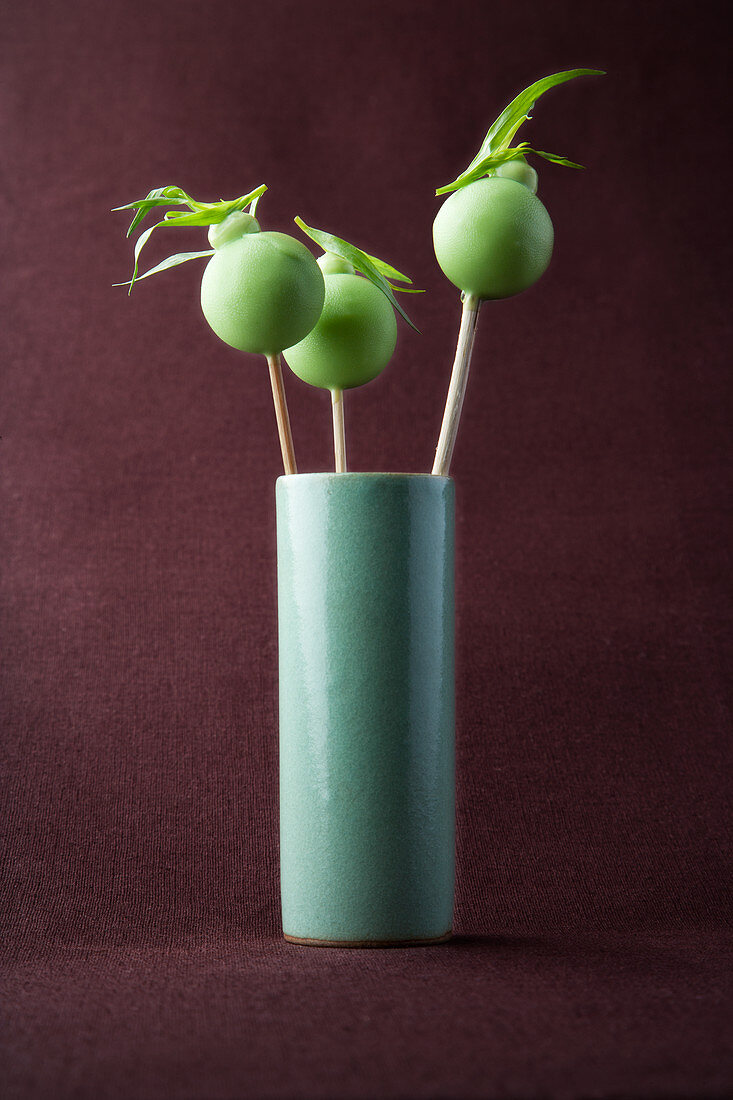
xmin=200 ymin=231 xmax=325 ymax=355
xmin=495 ymin=158 xmax=538 ymax=194
xmin=208 ymin=211 xmax=260 ymax=249
xmin=283 ymin=273 xmax=397 ymax=391
xmin=318 ymin=251 xmax=355 ymax=276
xmin=432 ymin=177 xmax=553 ymax=300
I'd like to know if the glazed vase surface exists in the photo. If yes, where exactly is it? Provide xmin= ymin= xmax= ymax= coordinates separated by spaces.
xmin=276 ymin=473 xmax=455 ymax=946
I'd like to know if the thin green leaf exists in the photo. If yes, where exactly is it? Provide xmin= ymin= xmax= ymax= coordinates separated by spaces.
xmin=294 ymin=216 xmax=421 ymax=332
xmin=436 ymin=145 xmax=532 ymax=195
xmin=113 ymin=186 xmax=195 ymax=237
xmin=436 ymin=143 xmax=585 ymax=194
xmin=232 ymin=187 xmax=268 ymax=213
xmin=114 ymin=249 xmax=215 ymax=289
xmin=437 ymin=68 xmax=603 ymax=193
xmin=114 ymin=183 xmax=266 ymax=232
xmin=531 ymin=149 xmax=585 ymax=169
xmin=112 ymin=186 xmax=191 ymax=212
xmin=128 ymin=225 xmax=156 ymax=292
xmin=155 ymin=189 xmax=267 ymax=229
xmin=166 ymin=186 xmax=200 ymax=207
xmin=112 ymin=195 xmax=188 ymax=214
xmin=159 ymin=208 xmax=224 ymax=228
xmin=473 ymin=68 xmax=603 ymax=160
xmin=362 ymin=251 xmax=413 ymax=285
xmin=126 ymin=199 xmax=188 ymax=237
xmin=114 ymin=183 xmax=267 ymax=290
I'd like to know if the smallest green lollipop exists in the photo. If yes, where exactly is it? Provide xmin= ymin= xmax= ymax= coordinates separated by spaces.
xmin=284 ymin=219 xmax=421 ymax=472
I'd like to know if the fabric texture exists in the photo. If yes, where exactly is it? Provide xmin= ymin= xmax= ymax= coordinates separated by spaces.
xmin=1 ymin=1 xmax=730 ymax=1097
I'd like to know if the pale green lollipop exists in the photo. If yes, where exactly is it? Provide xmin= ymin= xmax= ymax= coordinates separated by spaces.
xmin=113 ymin=186 xmax=324 ymax=474
xmin=284 ymin=220 xmax=420 ymax=472
xmin=431 ymin=68 xmax=604 ymax=475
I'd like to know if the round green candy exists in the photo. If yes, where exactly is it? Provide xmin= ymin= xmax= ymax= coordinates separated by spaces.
xmin=318 ymin=251 xmax=355 ymax=276
xmin=207 ymin=211 xmax=260 ymax=249
xmin=200 ymin=229 xmax=325 ymax=356
xmin=495 ymin=157 xmax=538 ymax=194
xmin=432 ymin=176 xmax=554 ymax=300
xmin=283 ymin=273 xmax=397 ymax=391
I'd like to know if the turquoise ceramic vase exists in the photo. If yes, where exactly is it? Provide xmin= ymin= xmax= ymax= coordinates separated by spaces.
xmin=276 ymin=473 xmax=455 ymax=946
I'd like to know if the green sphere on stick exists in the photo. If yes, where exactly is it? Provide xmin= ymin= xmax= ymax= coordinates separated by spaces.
xmin=432 ymin=176 xmax=554 ymax=301
xmin=201 ymin=229 xmax=325 ymax=356
xmin=283 ymin=271 xmax=397 ymax=391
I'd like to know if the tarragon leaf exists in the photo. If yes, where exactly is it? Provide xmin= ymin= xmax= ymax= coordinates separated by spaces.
xmin=153 ymin=189 xmax=267 ymax=231
xmin=159 ymin=208 xmax=227 ymax=229
xmin=294 ymin=217 xmax=421 ymax=332
xmin=436 ymin=145 xmax=533 ymax=195
xmin=531 ymin=149 xmax=585 ymax=169
xmin=436 ymin=144 xmax=586 ymax=195
xmin=128 ymin=225 xmax=156 ymax=291
xmin=113 ymin=249 xmax=215 ymax=289
xmin=112 ymin=185 xmax=198 ymax=211
xmin=124 ymin=197 xmax=190 ymax=237
xmin=476 ymin=69 xmax=603 ymax=160
xmin=114 ymin=183 xmax=267 ymax=291
xmin=112 ymin=186 xmax=198 ymax=236
xmin=361 ymin=251 xmax=414 ymax=285
xmin=436 ymin=68 xmax=603 ymax=194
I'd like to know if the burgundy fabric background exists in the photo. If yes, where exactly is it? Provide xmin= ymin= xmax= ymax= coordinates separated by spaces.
xmin=1 ymin=0 xmax=730 ymax=1096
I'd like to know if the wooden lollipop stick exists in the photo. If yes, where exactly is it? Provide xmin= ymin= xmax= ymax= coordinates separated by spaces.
xmin=431 ymin=293 xmax=481 ymax=476
xmin=331 ymin=388 xmax=347 ymax=473
xmin=267 ymin=353 xmax=297 ymax=475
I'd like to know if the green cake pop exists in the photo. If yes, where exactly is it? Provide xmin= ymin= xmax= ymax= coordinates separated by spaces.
xmin=283 ymin=220 xmax=420 ymax=472
xmin=114 ymin=186 xmax=325 ymax=474
xmin=431 ymin=68 xmax=604 ymax=475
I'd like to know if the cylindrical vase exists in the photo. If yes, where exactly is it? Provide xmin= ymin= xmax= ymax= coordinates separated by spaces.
xmin=276 ymin=473 xmax=455 ymax=947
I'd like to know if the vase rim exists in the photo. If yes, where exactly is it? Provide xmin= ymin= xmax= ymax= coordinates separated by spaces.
xmin=277 ymin=472 xmax=453 ymax=483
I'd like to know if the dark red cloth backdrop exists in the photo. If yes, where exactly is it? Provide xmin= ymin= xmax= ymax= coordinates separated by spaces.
xmin=1 ymin=1 xmax=730 ymax=1097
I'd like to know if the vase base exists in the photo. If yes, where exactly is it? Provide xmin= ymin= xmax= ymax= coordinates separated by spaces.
xmin=283 ymin=930 xmax=452 ymax=948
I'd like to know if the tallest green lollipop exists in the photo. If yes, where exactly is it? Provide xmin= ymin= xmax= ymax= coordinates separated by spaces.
xmin=431 ymin=68 xmax=604 ymax=476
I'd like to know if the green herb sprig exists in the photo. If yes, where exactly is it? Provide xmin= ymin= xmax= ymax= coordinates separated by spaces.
xmin=294 ymin=217 xmax=422 ymax=331
xmin=113 ymin=184 xmax=267 ymax=292
xmin=436 ymin=69 xmax=604 ymax=195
